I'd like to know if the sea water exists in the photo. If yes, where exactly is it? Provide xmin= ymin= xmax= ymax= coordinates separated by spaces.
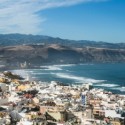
xmin=12 ymin=63 xmax=125 ymax=94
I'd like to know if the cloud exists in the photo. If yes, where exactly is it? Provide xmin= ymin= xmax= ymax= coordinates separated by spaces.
xmin=0 ymin=0 xmax=106 ymax=34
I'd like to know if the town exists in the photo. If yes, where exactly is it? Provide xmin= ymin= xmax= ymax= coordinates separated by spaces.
xmin=0 ymin=71 xmax=125 ymax=125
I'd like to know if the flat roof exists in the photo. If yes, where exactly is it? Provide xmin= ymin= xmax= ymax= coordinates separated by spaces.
xmin=105 ymin=110 xmax=123 ymax=119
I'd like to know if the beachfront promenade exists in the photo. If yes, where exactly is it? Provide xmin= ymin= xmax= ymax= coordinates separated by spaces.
xmin=0 ymin=71 xmax=125 ymax=125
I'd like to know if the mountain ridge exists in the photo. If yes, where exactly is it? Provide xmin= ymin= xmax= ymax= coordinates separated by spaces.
xmin=0 ymin=34 xmax=125 ymax=70
xmin=0 ymin=33 xmax=125 ymax=49
xmin=0 ymin=44 xmax=125 ymax=70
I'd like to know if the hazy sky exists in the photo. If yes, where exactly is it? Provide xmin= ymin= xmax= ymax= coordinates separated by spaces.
xmin=0 ymin=0 xmax=125 ymax=43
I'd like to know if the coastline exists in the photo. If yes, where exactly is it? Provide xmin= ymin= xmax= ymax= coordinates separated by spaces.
xmin=8 ymin=63 xmax=125 ymax=95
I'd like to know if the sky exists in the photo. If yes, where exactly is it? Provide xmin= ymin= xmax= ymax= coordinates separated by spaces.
xmin=0 ymin=0 xmax=125 ymax=43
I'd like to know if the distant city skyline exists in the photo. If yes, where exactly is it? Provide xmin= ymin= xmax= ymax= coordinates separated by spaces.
xmin=0 ymin=0 xmax=125 ymax=43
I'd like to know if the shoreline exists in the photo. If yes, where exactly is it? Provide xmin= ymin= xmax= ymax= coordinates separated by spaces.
xmin=8 ymin=64 xmax=125 ymax=95
xmin=1 ymin=62 xmax=125 ymax=71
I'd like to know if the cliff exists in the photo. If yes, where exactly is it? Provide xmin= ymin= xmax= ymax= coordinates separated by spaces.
xmin=0 ymin=44 xmax=125 ymax=69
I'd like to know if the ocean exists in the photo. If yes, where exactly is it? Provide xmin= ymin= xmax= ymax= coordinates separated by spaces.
xmin=11 ymin=63 xmax=125 ymax=94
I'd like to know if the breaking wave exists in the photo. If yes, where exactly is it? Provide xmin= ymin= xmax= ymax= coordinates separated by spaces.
xmin=31 ymin=72 xmax=50 ymax=75
xmin=40 ymin=65 xmax=62 ymax=70
xmin=52 ymin=73 xmax=105 ymax=84
xmin=40 ymin=64 xmax=76 ymax=71
xmin=55 ymin=64 xmax=76 ymax=67
xmin=25 ymin=70 xmax=34 ymax=73
xmin=11 ymin=69 xmax=29 ymax=79
xmin=110 ymin=87 xmax=125 ymax=92
xmin=94 ymin=83 xmax=119 ymax=87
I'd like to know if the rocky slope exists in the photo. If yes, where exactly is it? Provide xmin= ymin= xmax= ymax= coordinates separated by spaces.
xmin=0 ymin=44 xmax=125 ymax=69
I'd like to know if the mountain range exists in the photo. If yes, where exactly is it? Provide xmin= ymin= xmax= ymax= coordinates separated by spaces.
xmin=0 ymin=34 xmax=125 ymax=69
xmin=0 ymin=33 xmax=125 ymax=49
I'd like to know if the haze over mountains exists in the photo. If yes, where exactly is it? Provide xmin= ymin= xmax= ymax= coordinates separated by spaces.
xmin=0 ymin=34 xmax=125 ymax=69
xmin=0 ymin=34 xmax=125 ymax=49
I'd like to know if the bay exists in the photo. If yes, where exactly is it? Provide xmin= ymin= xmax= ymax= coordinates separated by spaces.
xmin=11 ymin=63 xmax=125 ymax=94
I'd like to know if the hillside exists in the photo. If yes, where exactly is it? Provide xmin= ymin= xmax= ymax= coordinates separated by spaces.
xmin=0 ymin=44 xmax=125 ymax=70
